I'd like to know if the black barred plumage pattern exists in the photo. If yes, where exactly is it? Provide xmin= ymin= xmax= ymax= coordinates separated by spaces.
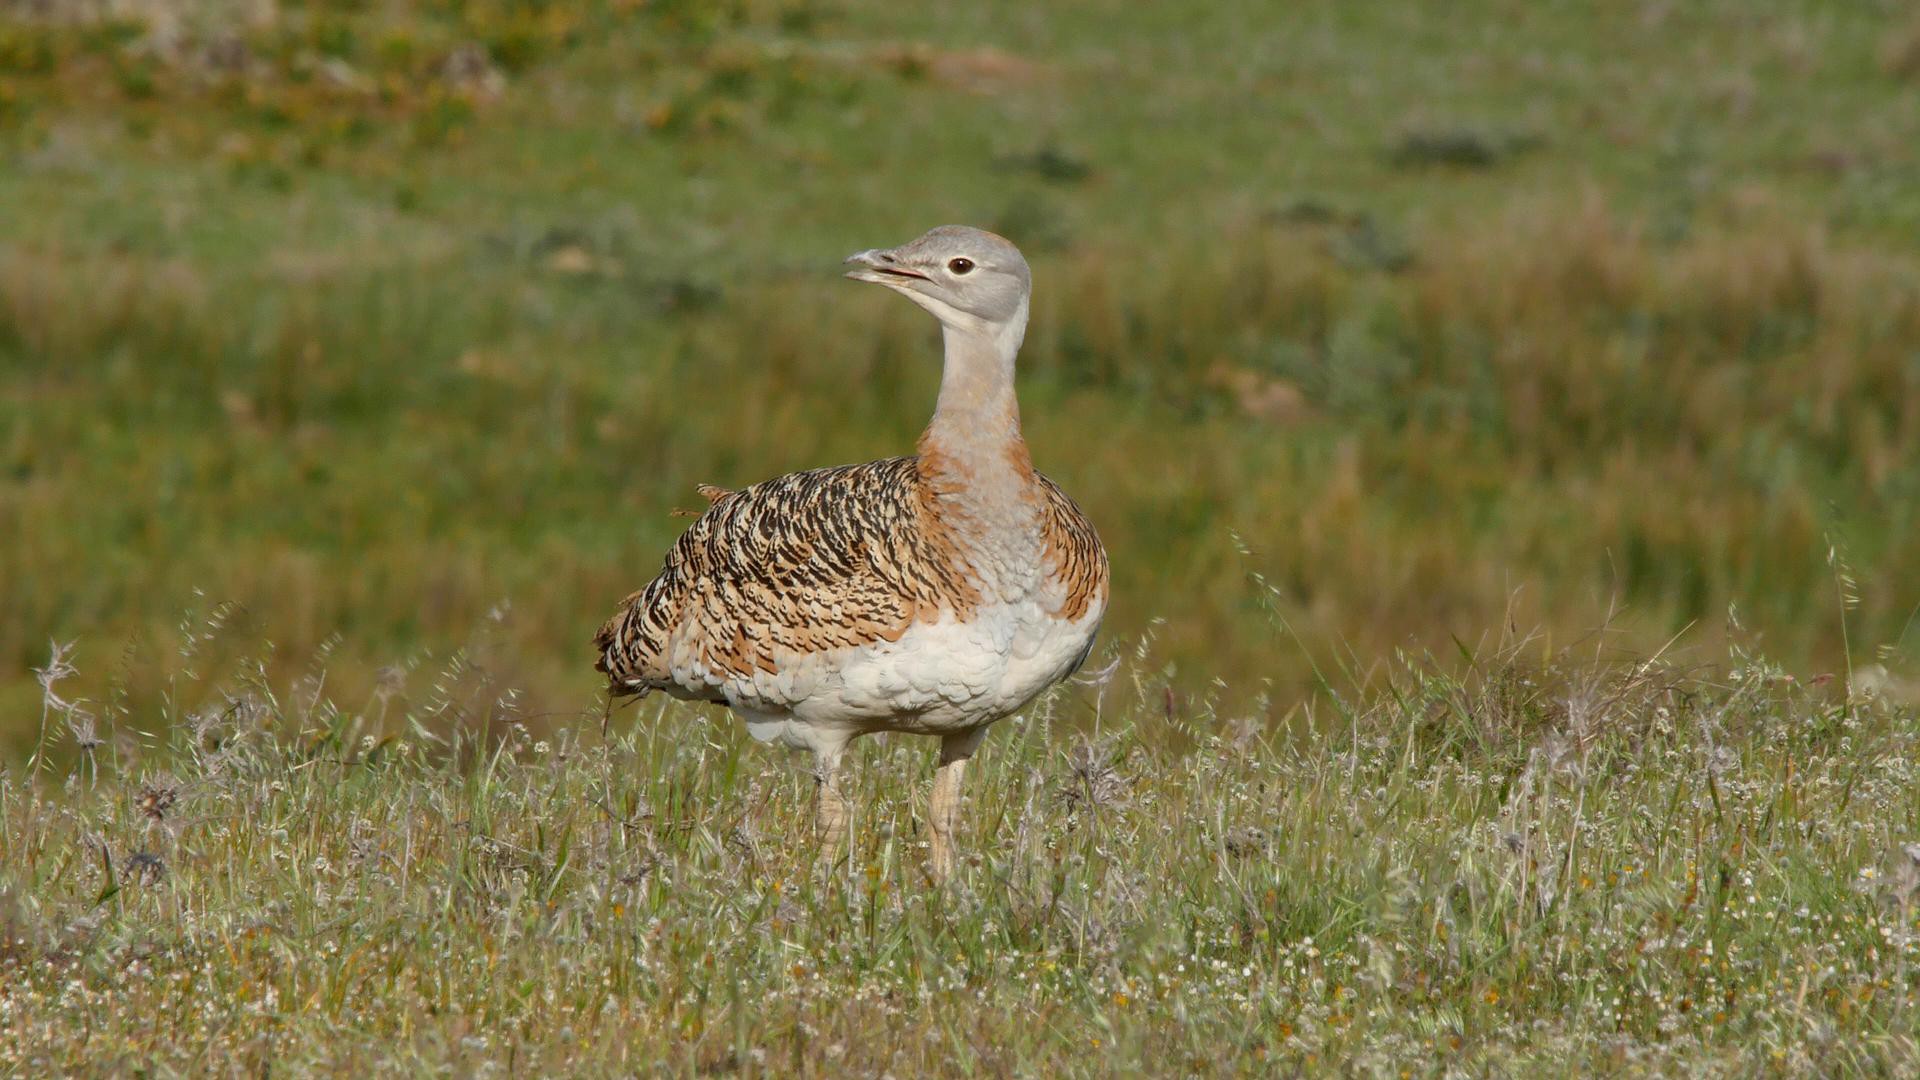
xmin=593 ymin=455 xmax=1109 ymax=699
xmin=596 ymin=458 xmax=974 ymax=695
xmin=1033 ymin=473 xmax=1109 ymax=624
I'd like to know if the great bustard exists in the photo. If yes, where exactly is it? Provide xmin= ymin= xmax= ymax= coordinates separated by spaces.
xmin=594 ymin=226 xmax=1109 ymax=879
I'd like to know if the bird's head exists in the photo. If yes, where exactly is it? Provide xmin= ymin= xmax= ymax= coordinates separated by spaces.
xmin=844 ymin=225 xmax=1031 ymax=340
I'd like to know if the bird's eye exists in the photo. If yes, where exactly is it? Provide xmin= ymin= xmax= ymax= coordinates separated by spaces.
xmin=948 ymin=258 xmax=975 ymax=275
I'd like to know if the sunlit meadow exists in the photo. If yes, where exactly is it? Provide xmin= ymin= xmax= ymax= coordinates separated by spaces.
xmin=5 ymin=0 xmax=1920 ymax=1073
xmin=4 ymin=0 xmax=1918 ymax=730
xmin=4 ymin=620 xmax=1920 ymax=1074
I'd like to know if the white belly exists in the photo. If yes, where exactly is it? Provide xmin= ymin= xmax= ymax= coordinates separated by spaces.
xmin=730 ymin=599 xmax=1103 ymax=747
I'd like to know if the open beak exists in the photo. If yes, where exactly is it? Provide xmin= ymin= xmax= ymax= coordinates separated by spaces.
xmin=844 ymin=247 xmax=929 ymax=286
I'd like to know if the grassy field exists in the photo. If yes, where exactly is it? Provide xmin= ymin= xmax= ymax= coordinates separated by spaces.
xmin=5 ymin=630 xmax=1920 ymax=1073
xmin=4 ymin=1 xmax=1920 ymax=1072
xmin=2 ymin=0 xmax=1917 ymax=738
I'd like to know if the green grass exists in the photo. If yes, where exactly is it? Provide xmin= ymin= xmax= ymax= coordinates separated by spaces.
xmin=4 ymin=628 xmax=1920 ymax=1073
xmin=4 ymin=5 xmax=1920 ymax=1068
xmin=2 ymin=1 xmax=1918 ymax=737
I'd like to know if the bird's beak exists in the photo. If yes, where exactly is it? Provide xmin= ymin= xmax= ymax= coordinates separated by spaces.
xmin=844 ymin=247 xmax=929 ymax=287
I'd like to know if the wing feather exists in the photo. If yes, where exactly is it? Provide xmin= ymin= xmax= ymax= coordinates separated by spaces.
xmin=594 ymin=458 xmax=979 ymax=697
xmin=1034 ymin=473 xmax=1110 ymax=623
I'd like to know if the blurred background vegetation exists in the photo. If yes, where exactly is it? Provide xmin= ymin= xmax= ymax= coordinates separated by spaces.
xmin=3 ymin=0 xmax=1919 ymax=750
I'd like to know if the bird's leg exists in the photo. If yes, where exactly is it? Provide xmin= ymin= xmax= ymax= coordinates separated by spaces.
xmin=813 ymin=746 xmax=851 ymax=872
xmin=928 ymin=757 xmax=965 ymax=882
xmin=929 ymin=729 xmax=985 ymax=883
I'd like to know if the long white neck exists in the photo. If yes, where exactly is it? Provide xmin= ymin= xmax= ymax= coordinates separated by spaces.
xmin=917 ymin=299 xmax=1042 ymax=595
xmin=921 ymin=298 xmax=1029 ymax=461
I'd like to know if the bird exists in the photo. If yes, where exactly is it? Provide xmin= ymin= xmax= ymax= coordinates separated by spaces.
xmin=594 ymin=225 xmax=1108 ymax=880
